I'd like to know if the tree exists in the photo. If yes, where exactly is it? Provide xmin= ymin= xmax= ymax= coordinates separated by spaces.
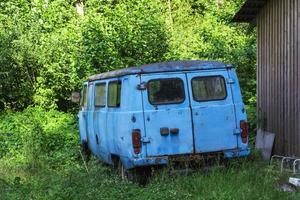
xmin=0 ymin=0 xmax=255 ymax=111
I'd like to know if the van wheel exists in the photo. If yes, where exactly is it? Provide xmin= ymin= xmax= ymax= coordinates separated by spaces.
xmin=80 ymin=140 xmax=91 ymax=161
xmin=117 ymin=160 xmax=149 ymax=185
xmin=117 ymin=160 xmax=133 ymax=181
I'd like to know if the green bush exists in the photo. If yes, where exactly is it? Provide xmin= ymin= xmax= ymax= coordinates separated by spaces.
xmin=0 ymin=0 xmax=256 ymax=112
xmin=0 ymin=107 xmax=78 ymax=168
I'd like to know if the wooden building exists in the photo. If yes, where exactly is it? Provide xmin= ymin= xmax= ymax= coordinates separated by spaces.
xmin=234 ymin=0 xmax=300 ymax=156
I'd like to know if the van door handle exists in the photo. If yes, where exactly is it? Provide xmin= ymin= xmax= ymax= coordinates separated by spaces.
xmin=160 ymin=128 xmax=169 ymax=135
xmin=170 ymin=128 xmax=179 ymax=134
xmin=233 ymin=128 xmax=241 ymax=135
xmin=141 ymin=136 xmax=151 ymax=143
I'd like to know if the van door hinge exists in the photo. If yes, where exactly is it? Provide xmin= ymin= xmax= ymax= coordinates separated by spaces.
xmin=137 ymin=82 xmax=147 ymax=90
xmin=141 ymin=136 xmax=151 ymax=143
xmin=227 ymin=78 xmax=235 ymax=84
xmin=233 ymin=128 xmax=241 ymax=135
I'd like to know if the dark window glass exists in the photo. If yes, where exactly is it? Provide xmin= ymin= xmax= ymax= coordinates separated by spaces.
xmin=148 ymin=78 xmax=185 ymax=105
xmin=94 ymin=83 xmax=106 ymax=107
xmin=192 ymin=76 xmax=227 ymax=101
xmin=108 ymin=81 xmax=121 ymax=107
xmin=81 ymin=85 xmax=88 ymax=108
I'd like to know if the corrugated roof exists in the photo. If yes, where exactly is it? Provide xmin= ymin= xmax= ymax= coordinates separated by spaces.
xmin=88 ymin=60 xmax=232 ymax=81
xmin=233 ymin=0 xmax=268 ymax=23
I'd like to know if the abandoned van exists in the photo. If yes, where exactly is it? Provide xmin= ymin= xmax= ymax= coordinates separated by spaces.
xmin=78 ymin=60 xmax=250 ymax=178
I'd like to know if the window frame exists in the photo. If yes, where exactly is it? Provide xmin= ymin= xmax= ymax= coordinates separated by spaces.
xmin=81 ymin=84 xmax=88 ymax=108
xmin=94 ymin=82 xmax=107 ymax=108
xmin=191 ymin=75 xmax=227 ymax=102
xmin=107 ymin=80 xmax=122 ymax=108
xmin=147 ymin=77 xmax=186 ymax=106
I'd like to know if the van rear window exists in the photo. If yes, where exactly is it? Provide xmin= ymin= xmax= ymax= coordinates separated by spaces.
xmin=148 ymin=78 xmax=185 ymax=105
xmin=94 ymin=83 xmax=106 ymax=107
xmin=192 ymin=76 xmax=227 ymax=102
xmin=108 ymin=81 xmax=121 ymax=107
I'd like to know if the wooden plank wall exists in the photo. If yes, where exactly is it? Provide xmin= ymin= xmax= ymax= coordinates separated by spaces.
xmin=257 ymin=0 xmax=300 ymax=156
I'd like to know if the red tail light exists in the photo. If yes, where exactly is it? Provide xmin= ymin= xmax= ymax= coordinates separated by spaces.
xmin=240 ymin=121 xmax=248 ymax=143
xmin=132 ymin=129 xmax=141 ymax=154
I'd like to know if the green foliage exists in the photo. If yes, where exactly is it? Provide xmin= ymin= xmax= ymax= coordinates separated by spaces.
xmin=0 ymin=107 xmax=78 ymax=168
xmin=0 ymin=0 xmax=88 ymax=111
xmin=0 ymin=0 xmax=256 ymax=112
xmin=81 ymin=0 xmax=169 ymax=71
xmin=0 ymin=1 xmax=39 ymax=110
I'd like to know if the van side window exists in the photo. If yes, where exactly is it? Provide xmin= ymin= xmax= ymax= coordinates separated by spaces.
xmin=81 ymin=85 xmax=88 ymax=107
xmin=192 ymin=76 xmax=227 ymax=102
xmin=148 ymin=78 xmax=185 ymax=105
xmin=108 ymin=81 xmax=121 ymax=107
xmin=94 ymin=83 xmax=106 ymax=107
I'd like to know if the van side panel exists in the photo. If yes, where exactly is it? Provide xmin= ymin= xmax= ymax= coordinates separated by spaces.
xmin=227 ymin=69 xmax=248 ymax=151
xmin=105 ymin=75 xmax=146 ymax=168
xmin=79 ymin=83 xmax=88 ymax=144
xmin=86 ymin=83 xmax=99 ymax=155
xmin=93 ymin=80 xmax=110 ymax=163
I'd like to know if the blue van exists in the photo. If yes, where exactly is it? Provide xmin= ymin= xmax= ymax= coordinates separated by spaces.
xmin=78 ymin=61 xmax=250 ymax=179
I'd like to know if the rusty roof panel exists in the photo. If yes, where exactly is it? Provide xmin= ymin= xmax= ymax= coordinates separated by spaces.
xmin=88 ymin=60 xmax=231 ymax=81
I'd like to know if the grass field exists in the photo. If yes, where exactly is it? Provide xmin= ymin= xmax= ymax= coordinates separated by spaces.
xmin=0 ymin=109 xmax=299 ymax=200
xmin=0 ymin=154 xmax=299 ymax=200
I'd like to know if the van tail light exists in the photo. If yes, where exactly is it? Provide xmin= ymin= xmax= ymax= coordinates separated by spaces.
xmin=240 ymin=121 xmax=248 ymax=143
xmin=132 ymin=129 xmax=141 ymax=154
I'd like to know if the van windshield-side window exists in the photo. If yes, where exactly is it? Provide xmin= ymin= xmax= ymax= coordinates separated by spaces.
xmin=148 ymin=78 xmax=185 ymax=105
xmin=81 ymin=85 xmax=88 ymax=107
xmin=192 ymin=76 xmax=227 ymax=102
xmin=108 ymin=81 xmax=121 ymax=107
xmin=94 ymin=83 xmax=106 ymax=107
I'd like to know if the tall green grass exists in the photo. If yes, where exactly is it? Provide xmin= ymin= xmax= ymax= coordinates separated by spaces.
xmin=0 ymin=108 xmax=299 ymax=200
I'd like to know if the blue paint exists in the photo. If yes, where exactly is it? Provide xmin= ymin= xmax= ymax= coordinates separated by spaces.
xmin=78 ymin=61 xmax=250 ymax=169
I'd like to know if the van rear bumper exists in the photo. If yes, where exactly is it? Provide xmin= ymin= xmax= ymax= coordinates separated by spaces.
xmin=130 ymin=148 xmax=250 ymax=169
xmin=132 ymin=156 xmax=168 ymax=167
xmin=223 ymin=148 xmax=250 ymax=158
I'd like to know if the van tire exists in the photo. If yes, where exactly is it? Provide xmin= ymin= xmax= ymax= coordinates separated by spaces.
xmin=117 ymin=159 xmax=133 ymax=181
xmin=80 ymin=140 xmax=91 ymax=161
xmin=111 ymin=155 xmax=119 ymax=169
xmin=117 ymin=160 xmax=149 ymax=185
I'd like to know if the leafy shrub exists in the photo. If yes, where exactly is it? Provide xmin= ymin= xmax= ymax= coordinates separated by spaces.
xmin=0 ymin=107 xmax=78 ymax=168
xmin=0 ymin=0 xmax=256 ymax=112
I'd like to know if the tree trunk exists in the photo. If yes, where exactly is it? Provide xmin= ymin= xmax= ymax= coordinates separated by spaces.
xmin=75 ymin=0 xmax=84 ymax=16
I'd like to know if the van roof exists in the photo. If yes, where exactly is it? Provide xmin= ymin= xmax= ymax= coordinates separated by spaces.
xmin=88 ymin=60 xmax=232 ymax=81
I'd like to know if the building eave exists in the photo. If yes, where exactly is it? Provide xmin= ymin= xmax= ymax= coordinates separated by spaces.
xmin=233 ymin=0 xmax=268 ymax=23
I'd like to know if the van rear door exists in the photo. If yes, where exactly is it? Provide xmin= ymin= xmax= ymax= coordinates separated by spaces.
xmin=140 ymin=73 xmax=194 ymax=157
xmin=186 ymin=70 xmax=238 ymax=153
